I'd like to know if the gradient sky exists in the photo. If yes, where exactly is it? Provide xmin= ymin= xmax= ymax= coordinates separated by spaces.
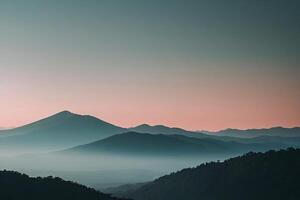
xmin=0 ymin=0 xmax=299 ymax=131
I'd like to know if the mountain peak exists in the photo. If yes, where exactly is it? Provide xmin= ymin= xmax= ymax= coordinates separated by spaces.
xmin=134 ymin=124 xmax=152 ymax=129
xmin=55 ymin=110 xmax=75 ymax=116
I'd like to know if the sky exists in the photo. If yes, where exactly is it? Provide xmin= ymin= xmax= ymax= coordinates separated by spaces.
xmin=0 ymin=0 xmax=299 ymax=131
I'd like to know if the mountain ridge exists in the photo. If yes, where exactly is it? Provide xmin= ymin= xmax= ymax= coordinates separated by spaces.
xmin=0 ymin=111 xmax=126 ymax=155
xmin=207 ymin=126 xmax=300 ymax=138
xmin=0 ymin=170 xmax=129 ymax=200
xmin=60 ymin=131 xmax=289 ymax=157
xmin=124 ymin=148 xmax=300 ymax=200
xmin=1 ymin=111 xmax=299 ymax=155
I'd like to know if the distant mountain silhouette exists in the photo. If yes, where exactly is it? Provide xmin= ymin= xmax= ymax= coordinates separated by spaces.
xmin=62 ymin=132 xmax=288 ymax=157
xmin=0 ymin=170 xmax=129 ymax=200
xmin=232 ymin=135 xmax=300 ymax=147
xmin=208 ymin=127 xmax=300 ymax=138
xmin=0 ymin=111 xmax=126 ymax=154
xmin=131 ymin=124 xmax=193 ymax=135
xmin=130 ymin=124 xmax=206 ymax=138
xmin=131 ymin=125 xmax=300 ymax=147
xmin=125 ymin=148 xmax=300 ymax=200
xmin=1 ymin=111 xmax=299 ymax=155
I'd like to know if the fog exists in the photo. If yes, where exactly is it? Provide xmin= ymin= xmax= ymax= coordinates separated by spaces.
xmin=0 ymin=151 xmax=234 ymax=189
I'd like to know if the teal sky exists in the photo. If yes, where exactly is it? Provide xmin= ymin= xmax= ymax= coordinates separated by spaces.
xmin=0 ymin=0 xmax=299 ymax=130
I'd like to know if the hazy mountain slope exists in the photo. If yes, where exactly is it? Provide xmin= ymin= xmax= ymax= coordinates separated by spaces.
xmin=130 ymin=124 xmax=243 ymax=142
xmin=2 ymin=132 xmax=290 ymax=189
xmin=0 ymin=170 xmax=129 ymax=200
xmin=126 ymin=148 xmax=300 ymax=200
xmin=208 ymin=127 xmax=300 ymax=138
xmin=130 ymin=124 xmax=300 ymax=147
xmin=0 ymin=111 xmax=126 ymax=154
xmin=234 ymin=135 xmax=300 ymax=146
xmin=1 ymin=111 xmax=298 ymax=156
xmin=130 ymin=124 xmax=202 ymax=136
xmin=199 ymin=134 xmax=300 ymax=147
xmin=62 ymin=132 xmax=288 ymax=157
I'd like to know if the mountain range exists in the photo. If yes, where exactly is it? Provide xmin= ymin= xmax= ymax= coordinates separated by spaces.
xmin=0 ymin=110 xmax=299 ymax=156
xmin=205 ymin=127 xmax=300 ymax=138
xmin=130 ymin=124 xmax=206 ymax=138
xmin=61 ymin=132 xmax=289 ymax=158
xmin=1 ymin=111 xmax=300 ymax=193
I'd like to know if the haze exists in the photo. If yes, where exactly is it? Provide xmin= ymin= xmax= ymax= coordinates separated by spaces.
xmin=1 ymin=0 xmax=299 ymax=131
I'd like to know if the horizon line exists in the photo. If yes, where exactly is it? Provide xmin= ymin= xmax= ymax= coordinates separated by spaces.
xmin=1 ymin=110 xmax=299 ymax=133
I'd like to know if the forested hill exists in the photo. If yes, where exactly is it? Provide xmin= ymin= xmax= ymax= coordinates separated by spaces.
xmin=126 ymin=148 xmax=300 ymax=200
xmin=0 ymin=170 xmax=130 ymax=200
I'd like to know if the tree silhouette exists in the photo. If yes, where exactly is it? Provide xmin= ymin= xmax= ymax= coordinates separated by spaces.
xmin=127 ymin=148 xmax=300 ymax=200
xmin=0 ymin=170 xmax=130 ymax=200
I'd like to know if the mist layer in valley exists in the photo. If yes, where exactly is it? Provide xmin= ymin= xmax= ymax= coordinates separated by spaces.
xmin=1 ymin=111 xmax=300 ymax=189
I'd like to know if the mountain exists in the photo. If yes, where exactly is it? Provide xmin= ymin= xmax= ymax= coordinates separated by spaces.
xmin=207 ymin=127 xmax=300 ymax=138
xmin=3 ymin=132 xmax=291 ymax=188
xmin=0 ymin=170 xmax=129 ymax=200
xmin=1 ymin=111 xmax=299 ymax=155
xmin=124 ymin=148 xmax=300 ymax=200
xmin=62 ymin=132 xmax=288 ymax=157
xmin=130 ymin=124 xmax=206 ymax=138
xmin=131 ymin=124 xmax=195 ymax=135
xmin=0 ymin=111 xmax=126 ymax=154
xmin=131 ymin=125 xmax=300 ymax=147
xmin=233 ymin=135 xmax=300 ymax=146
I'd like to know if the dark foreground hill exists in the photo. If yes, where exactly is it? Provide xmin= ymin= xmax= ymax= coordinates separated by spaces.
xmin=125 ymin=148 xmax=300 ymax=200
xmin=0 ymin=170 xmax=129 ymax=200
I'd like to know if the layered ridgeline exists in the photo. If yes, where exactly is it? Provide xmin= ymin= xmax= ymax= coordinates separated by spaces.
xmin=61 ymin=132 xmax=288 ymax=157
xmin=0 ymin=110 xmax=299 ymax=156
xmin=0 ymin=170 xmax=129 ymax=200
xmin=132 ymin=124 xmax=300 ymax=138
xmin=205 ymin=127 xmax=300 ymax=138
xmin=131 ymin=125 xmax=300 ymax=147
xmin=3 ymin=132 xmax=291 ymax=179
xmin=123 ymin=148 xmax=300 ymax=200
xmin=2 ymin=132 xmax=290 ymax=189
xmin=0 ymin=111 xmax=126 ymax=154
xmin=130 ymin=124 xmax=207 ymax=138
